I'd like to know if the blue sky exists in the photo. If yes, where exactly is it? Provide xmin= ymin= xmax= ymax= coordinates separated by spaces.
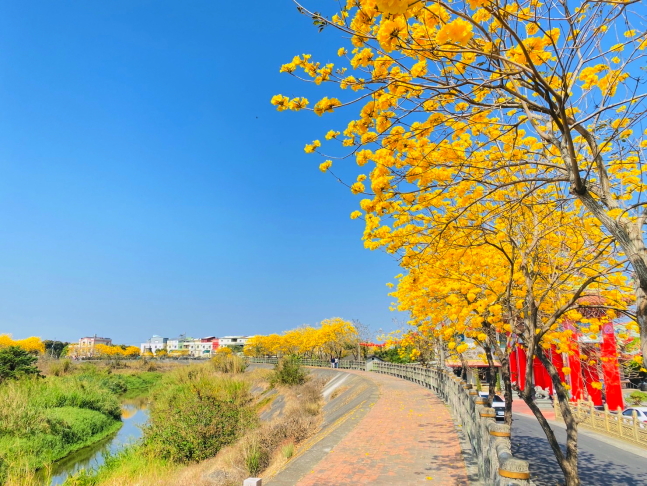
xmin=0 ymin=1 xmax=405 ymax=344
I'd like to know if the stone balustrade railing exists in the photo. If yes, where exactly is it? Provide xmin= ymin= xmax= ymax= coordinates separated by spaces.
xmin=247 ymin=357 xmax=534 ymax=485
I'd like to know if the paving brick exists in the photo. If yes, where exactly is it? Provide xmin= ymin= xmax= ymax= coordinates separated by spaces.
xmin=297 ymin=371 xmax=469 ymax=485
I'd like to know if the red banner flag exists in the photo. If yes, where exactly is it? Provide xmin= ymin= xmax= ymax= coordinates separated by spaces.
xmin=601 ymin=322 xmax=624 ymax=411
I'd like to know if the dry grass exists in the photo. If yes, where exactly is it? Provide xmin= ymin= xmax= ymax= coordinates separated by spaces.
xmin=330 ymin=385 xmax=350 ymax=401
xmin=151 ymin=377 xmax=326 ymax=486
xmin=37 ymin=357 xmax=189 ymax=378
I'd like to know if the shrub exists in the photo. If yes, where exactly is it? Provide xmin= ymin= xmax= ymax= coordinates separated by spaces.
xmin=244 ymin=440 xmax=266 ymax=476
xmin=271 ymin=356 xmax=307 ymax=386
xmin=51 ymin=358 xmax=72 ymax=376
xmin=629 ymin=391 xmax=647 ymax=406
xmin=282 ymin=442 xmax=294 ymax=459
xmin=142 ymin=366 xmax=256 ymax=463
xmin=0 ymin=346 xmax=43 ymax=383
xmin=212 ymin=354 xmax=247 ymax=374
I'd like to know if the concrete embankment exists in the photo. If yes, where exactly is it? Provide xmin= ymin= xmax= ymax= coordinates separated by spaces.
xmin=266 ymin=368 xmax=379 ymax=485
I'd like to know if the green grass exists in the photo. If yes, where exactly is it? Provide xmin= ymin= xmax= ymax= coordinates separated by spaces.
xmin=62 ymin=363 xmax=259 ymax=485
xmin=61 ymin=446 xmax=175 ymax=486
xmin=0 ymin=366 xmax=163 ymax=483
xmin=0 ymin=408 xmax=121 ymax=471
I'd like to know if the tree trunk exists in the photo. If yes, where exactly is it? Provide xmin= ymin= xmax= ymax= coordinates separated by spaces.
xmin=534 ymin=345 xmax=581 ymax=486
xmin=483 ymin=343 xmax=497 ymax=405
xmin=636 ymin=286 xmax=647 ymax=368
xmin=577 ymin=190 xmax=647 ymax=365
xmin=498 ymin=353 xmax=514 ymax=426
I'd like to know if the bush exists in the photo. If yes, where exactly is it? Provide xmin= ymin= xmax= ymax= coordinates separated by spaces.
xmin=51 ymin=358 xmax=73 ymax=376
xmin=282 ymin=442 xmax=294 ymax=459
xmin=0 ymin=346 xmax=42 ymax=383
xmin=34 ymin=377 xmax=122 ymax=419
xmin=629 ymin=391 xmax=647 ymax=406
xmin=142 ymin=365 xmax=256 ymax=463
xmin=244 ymin=440 xmax=266 ymax=476
xmin=212 ymin=354 xmax=247 ymax=374
xmin=271 ymin=356 xmax=307 ymax=386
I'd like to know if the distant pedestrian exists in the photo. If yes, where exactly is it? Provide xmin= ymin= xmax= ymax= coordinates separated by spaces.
xmin=331 ymin=357 xmax=335 ymax=368
xmin=334 ymin=357 xmax=339 ymax=368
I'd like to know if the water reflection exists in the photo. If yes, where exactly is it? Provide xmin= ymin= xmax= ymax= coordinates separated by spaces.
xmin=47 ymin=394 xmax=149 ymax=485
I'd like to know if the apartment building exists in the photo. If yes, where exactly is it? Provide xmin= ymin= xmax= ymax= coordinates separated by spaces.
xmin=219 ymin=336 xmax=250 ymax=347
xmin=76 ymin=335 xmax=112 ymax=357
xmin=140 ymin=335 xmax=168 ymax=355
xmin=140 ymin=334 xmax=251 ymax=357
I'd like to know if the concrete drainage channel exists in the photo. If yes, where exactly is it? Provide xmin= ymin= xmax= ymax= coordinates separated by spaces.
xmin=246 ymin=366 xmax=379 ymax=486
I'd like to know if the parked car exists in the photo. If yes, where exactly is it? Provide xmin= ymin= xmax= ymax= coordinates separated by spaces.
xmin=621 ymin=407 xmax=647 ymax=422
xmin=479 ymin=392 xmax=505 ymax=421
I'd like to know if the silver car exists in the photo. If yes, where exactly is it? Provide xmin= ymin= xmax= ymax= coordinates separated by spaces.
xmin=621 ymin=407 xmax=647 ymax=422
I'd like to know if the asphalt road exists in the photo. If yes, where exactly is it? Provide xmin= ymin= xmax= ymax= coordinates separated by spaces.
xmin=511 ymin=414 xmax=647 ymax=486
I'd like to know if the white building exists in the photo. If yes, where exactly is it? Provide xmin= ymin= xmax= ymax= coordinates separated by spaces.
xmin=185 ymin=340 xmax=214 ymax=357
xmin=167 ymin=335 xmax=191 ymax=353
xmin=75 ymin=335 xmax=112 ymax=357
xmin=165 ymin=335 xmax=216 ymax=357
xmin=140 ymin=335 xmax=168 ymax=355
xmin=219 ymin=336 xmax=251 ymax=347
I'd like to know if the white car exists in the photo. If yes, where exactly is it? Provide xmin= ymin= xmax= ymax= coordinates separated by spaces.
xmin=621 ymin=407 xmax=647 ymax=422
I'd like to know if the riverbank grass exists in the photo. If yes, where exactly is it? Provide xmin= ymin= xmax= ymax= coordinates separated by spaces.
xmin=0 ymin=364 xmax=164 ymax=484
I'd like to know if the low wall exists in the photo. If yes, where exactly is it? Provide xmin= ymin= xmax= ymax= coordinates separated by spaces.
xmin=248 ymin=358 xmax=534 ymax=486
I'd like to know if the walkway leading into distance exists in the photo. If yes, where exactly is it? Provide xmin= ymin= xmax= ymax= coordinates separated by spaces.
xmin=270 ymin=369 xmax=470 ymax=486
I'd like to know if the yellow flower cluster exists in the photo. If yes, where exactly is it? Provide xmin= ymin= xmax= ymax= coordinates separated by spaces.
xmin=0 ymin=334 xmax=45 ymax=354
xmin=244 ymin=318 xmax=358 ymax=358
xmin=272 ymin=0 xmax=645 ymax=376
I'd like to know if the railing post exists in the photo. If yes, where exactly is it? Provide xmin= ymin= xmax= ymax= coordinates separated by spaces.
xmin=604 ymin=404 xmax=610 ymax=432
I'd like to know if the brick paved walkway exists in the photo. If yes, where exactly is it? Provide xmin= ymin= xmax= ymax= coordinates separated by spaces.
xmin=297 ymin=370 xmax=469 ymax=486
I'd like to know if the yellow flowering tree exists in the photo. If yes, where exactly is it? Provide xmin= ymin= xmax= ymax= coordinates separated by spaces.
xmin=274 ymin=0 xmax=647 ymax=375
xmin=94 ymin=343 xmax=140 ymax=358
xmin=0 ymin=334 xmax=45 ymax=354
xmin=385 ymin=183 xmax=631 ymax=484
xmin=244 ymin=318 xmax=360 ymax=360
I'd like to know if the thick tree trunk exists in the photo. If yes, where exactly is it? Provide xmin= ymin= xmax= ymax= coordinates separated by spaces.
xmin=483 ymin=343 xmax=497 ymax=405
xmin=636 ymin=287 xmax=647 ymax=368
xmin=534 ymin=345 xmax=581 ymax=486
xmin=577 ymin=190 xmax=647 ymax=364
xmin=498 ymin=353 xmax=514 ymax=426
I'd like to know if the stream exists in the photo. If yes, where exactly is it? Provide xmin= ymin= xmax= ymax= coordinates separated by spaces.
xmin=46 ymin=393 xmax=150 ymax=485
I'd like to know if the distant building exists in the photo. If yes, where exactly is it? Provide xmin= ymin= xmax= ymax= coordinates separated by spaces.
xmin=140 ymin=335 xmax=168 ymax=355
xmin=219 ymin=336 xmax=251 ymax=348
xmin=76 ymin=335 xmax=112 ymax=357
xmin=167 ymin=335 xmax=192 ymax=354
xmin=140 ymin=334 xmax=250 ymax=358
xmin=201 ymin=336 xmax=220 ymax=353
xmin=186 ymin=338 xmax=215 ymax=357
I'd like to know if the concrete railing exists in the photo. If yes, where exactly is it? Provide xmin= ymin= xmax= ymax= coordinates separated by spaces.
xmin=555 ymin=398 xmax=647 ymax=447
xmin=247 ymin=357 xmax=366 ymax=370
xmin=247 ymin=358 xmax=533 ymax=485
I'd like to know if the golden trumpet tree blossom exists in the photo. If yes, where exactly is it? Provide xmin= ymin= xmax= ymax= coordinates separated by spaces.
xmin=244 ymin=318 xmax=359 ymax=359
xmin=275 ymin=0 xmax=647 ymax=371
xmin=0 ymin=334 xmax=45 ymax=354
